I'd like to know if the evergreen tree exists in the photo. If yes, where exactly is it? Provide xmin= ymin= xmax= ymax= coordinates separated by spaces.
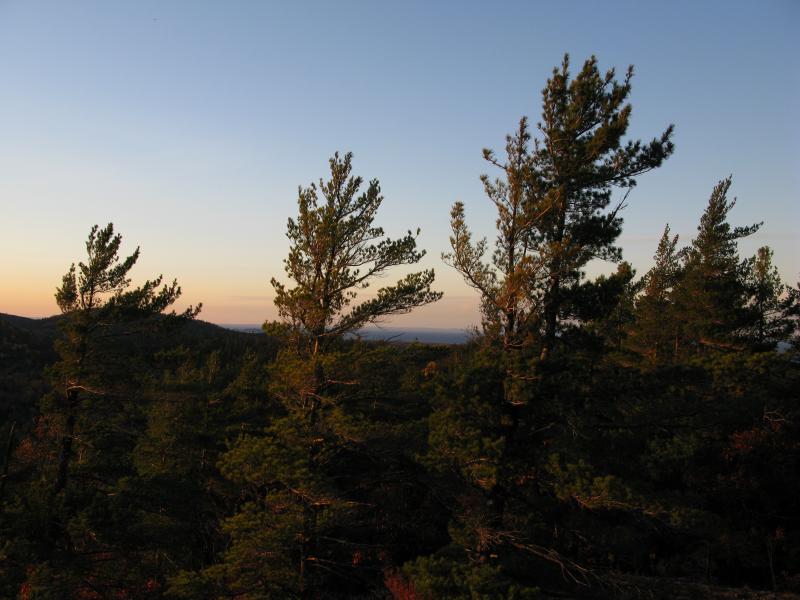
xmin=445 ymin=55 xmax=674 ymax=356
xmin=568 ymin=260 xmax=639 ymax=354
xmin=271 ymin=151 xmax=441 ymax=356
xmin=674 ymin=177 xmax=760 ymax=355
xmin=742 ymin=246 xmax=795 ymax=349
xmin=52 ymin=223 xmax=199 ymax=494
xmin=191 ymin=154 xmax=441 ymax=599
xmin=1 ymin=223 xmax=200 ymax=597
xmin=444 ymin=119 xmax=540 ymax=350
xmin=527 ymin=55 xmax=675 ymax=360
xmin=630 ymin=224 xmax=682 ymax=360
xmin=782 ymin=280 xmax=800 ymax=348
xmin=426 ymin=55 xmax=674 ymax=596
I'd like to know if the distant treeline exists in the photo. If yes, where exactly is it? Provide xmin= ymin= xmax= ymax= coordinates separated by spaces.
xmin=1 ymin=54 xmax=798 ymax=599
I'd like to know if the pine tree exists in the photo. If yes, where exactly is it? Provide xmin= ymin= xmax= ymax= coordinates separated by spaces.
xmin=528 ymin=55 xmax=675 ymax=360
xmin=782 ymin=280 xmax=800 ymax=348
xmin=428 ymin=55 xmax=674 ymax=595
xmin=674 ymin=177 xmax=760 ymax=355
xmin=742 ymin=246 xmax=795 ymax=350
xmin=204 ymin=154 xmax=441 ymax=599
xmin=445 ymin=54 xmax=675 ymax=357
xmin=4 ymin=223 xmax=201 ymax=596
xmin=569 ymin=260 xmax=639 ymax=353
xmin=271 ymin=151 xmax=441 ymax=356
xmin=630 ymin=224 xmax=682 ymax=360
xmin=444 ymin=119 xmax=540 ymax=350
xmin=52 ymin=223 xmax=200 ymax=494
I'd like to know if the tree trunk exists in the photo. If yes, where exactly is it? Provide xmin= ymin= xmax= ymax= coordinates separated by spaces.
xmin=54 ymin=389 xmax=79 ymax=494
xmin=0 ymin=421 xmax=16 ymax=499
xmin=540 ymin=275 xmax=560 ymax=361
xmin=540 ymin=189 xmax=567 ymax=362
xmin=766 ymin=537 xmax=776 ymax=592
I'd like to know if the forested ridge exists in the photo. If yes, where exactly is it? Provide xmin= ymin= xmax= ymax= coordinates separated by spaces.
xmin=1 ymin=55 xmax=799 ymax=599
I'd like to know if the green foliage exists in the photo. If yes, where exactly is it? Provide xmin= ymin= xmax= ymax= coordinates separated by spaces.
xmin=742 ymin=246 xmax=795 ymax=349
xmin=673 ymin=177 xmax=760 ymax=355
xmin=432 ymin=54 xmax=676 ymax=600
xmin=271 ymin=152 xmax=441 ymax=354
xmin=443 ymin=120 xmax=540 ymax=349
xmin=426 ymin=348 xmax=508 ymax=490
xmin=188 ymin=155 xmax=445 ymax=599
xmin=404 ymin=552 xmax=542 ymax=599
xmin=50 ymin=223 xmax=201 ymax=496
xmin=445 ymin=55 xmax=673 ymax=360
xmin=528 ymin=54 xmax=674 ymax=359
xmin=630 ymin=224 xmax=682 ymax=360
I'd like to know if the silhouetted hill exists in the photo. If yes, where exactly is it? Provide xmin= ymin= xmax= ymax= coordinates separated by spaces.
xmin=0 ymin=312 xmax=61 ymax=338
xmin=0 ymin=312 xmax=278 ymax=425
xmin=0 ymin=312 xmax=274 ymax=347
xmin=0 ymin=314 xmax=59 ymax=424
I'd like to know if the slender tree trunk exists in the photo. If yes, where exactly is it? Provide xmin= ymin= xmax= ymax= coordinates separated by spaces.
xmin=0 ymin=421 xmax=16 ymax=499
xmin=480 ymin=483 xmax=506 ymax=562
xmin=299 ymin=357 xmax=325 ymax=598
xmin=299 ymin=501 xmax=319 ymax=600
xmin=503 ymin=309 xmax=516 ymax=351
xmin=767 ymin=537 xmax=777 ymax=591
xmin=540 ymin=275 xmax=560 ymax=361
xmin=54 ymin=389 xmax=79 ymax=494
xmin=540 ymin=189 xmax=567 ymax=362
xmin=299 ymin=500 xmax=310 ymax=599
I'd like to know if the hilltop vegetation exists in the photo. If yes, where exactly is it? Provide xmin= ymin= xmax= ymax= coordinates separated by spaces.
xmin=1 ymin=55 xmax=799 ymax=599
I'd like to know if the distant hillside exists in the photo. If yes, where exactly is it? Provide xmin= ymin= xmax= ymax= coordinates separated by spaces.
xmin=0 ymin=312 xmax=278 ymax=425
xmin=0 ymin=312 xmax=271 ymax=346
xmin=0 ymin=312 xmax=62 ymax=338
xmin=0 ymin=313 xmax=59 ymax=424
xmin=223 ymin=323 xmax=472 ymax=344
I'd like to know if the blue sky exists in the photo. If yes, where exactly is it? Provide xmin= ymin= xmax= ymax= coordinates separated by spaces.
xmin=1 ymin=0 xmax=797 ymax=326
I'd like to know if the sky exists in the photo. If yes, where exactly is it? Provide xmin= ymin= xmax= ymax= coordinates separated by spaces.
xmin=1 ymin=0 xmax=797 ymax=328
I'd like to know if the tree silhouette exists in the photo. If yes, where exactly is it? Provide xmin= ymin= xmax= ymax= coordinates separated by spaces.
xmin=53 ymin=223 xmax=199 ymax=493
xmin=271 ymin=152 xmax=442 ymax=356
xmin=529 ymin=55 xmax=674 ymax=360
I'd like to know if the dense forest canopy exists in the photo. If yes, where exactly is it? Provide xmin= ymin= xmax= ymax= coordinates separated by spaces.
xmin=1 ymin=54 xmax=799 ymax=599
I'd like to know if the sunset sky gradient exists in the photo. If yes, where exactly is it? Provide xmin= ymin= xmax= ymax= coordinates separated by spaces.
xmin=1 ymin=1 xmax=797 ymax=328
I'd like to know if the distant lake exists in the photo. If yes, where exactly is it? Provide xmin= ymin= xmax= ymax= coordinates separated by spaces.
xmin=221 ymin=324 xmax=471 ymax=344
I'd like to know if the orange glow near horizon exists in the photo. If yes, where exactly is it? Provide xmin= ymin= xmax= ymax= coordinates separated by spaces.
xmin=1 ymin=273 xmax=482 ymax=329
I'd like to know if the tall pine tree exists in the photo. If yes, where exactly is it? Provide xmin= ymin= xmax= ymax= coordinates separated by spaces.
xmin=528 ymin=55 xmax=674 ymax=360
xmin=190 ymin=153 xmax=441 ymax=599
xmin=673 ymin=177 xmax=760 ymax=355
